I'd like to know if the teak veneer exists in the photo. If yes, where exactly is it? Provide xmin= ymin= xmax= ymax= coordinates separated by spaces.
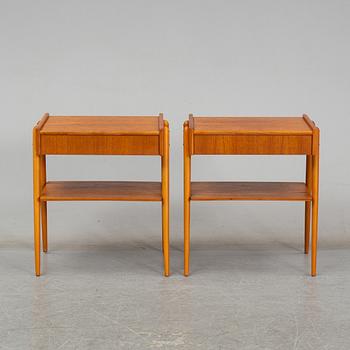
xmin=183 ymin=115 xmax=320 ymax=277
xmin=41 ymin=181 xmax=162 ymax=201
xmin=33 ymin=114 xmax=170 ymax=276
xmin=190 ymin=182 xmax=311 ymax=201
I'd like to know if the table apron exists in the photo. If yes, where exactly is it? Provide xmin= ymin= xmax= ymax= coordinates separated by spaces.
xmin=40 ymin=134 xmax=160 ymax=155
xmin=193 ymin=134 xmax=312 ymax=155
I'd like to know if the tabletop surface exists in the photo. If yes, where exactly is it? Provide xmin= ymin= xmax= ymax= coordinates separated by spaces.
xmin=190 ymin=117 xmax=313 ymax=135
xmin=40 ymin=116 xmax=162 ymax=135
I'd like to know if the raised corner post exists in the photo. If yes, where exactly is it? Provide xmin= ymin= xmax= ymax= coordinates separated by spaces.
xmin=311 ymin=127 xmax=320 ymax=276
xmin=161 ymin=119 xmax=170 ymax=276
xmin=184 ymin=120 xmax=191 ymax=276
xmin=33 ymin=125 xmax=41 ymax=276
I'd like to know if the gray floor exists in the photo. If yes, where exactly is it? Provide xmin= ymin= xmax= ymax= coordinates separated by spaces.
xmin=1 ymin=244 xmax=350 ymax=349
xmin=1 ymin=202 xmax=350 ymax=349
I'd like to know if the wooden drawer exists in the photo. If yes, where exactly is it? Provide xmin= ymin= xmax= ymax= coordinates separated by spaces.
xmin=40 ymin=134 xmax=160 ymax=155
xmin=193 ymin=134 xmax=312 ymax=155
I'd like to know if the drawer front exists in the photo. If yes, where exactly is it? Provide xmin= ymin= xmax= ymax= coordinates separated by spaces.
xmin=193 ymin=135 xmax=312 ymax=155
xmin=40 ymin=134 xmax=160 ymax=155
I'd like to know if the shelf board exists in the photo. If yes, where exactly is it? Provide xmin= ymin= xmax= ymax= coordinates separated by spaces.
xmin=190 ymin=182 xmax=311 ymax=201
xmin=41 ymin=181 xmax=162 ymax=201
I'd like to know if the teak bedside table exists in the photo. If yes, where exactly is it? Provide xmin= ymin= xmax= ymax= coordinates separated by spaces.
xmin=33 ymin=113 xmax=170 ymax=276
xmin=183 ymin=115 xmax=320 ymax=276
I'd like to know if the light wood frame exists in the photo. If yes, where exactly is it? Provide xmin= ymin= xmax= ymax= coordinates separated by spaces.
xmin=33 ymin=113 xmax=170 ymax=276
xmin=183 ymin=114 xmax=320 ymax=276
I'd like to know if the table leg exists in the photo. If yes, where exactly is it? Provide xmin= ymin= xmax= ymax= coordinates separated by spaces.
xmin=311 ymin=133 xmax=320 ymax=276
xmin=40 ymin=156 xmax=48 ymax=253
xmin=184 ymin=122 xmax=191 ymax=276
xmin=162 ymin=121 xmax=170 ymax=277
xmin=33 ymin=129 xmax=41 ymax=276
xmin=304 ymin=155 xmax=312 ymax=254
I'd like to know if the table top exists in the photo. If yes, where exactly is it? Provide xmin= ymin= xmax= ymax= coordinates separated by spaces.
xmin=190 ymin=116 xmax=314 ymax=135
xmin=40 ymin=116 xmax=163 ymax=136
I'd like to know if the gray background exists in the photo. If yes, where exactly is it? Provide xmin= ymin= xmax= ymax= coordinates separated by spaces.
xmin=1 ymin=1 xmax=350 ymax=348
xmin=1 ymin=0 xmax=349 ymax=249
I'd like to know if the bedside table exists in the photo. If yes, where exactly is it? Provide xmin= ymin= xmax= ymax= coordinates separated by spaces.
xmin=33 ymin=114 xmax=170 ymax=276
xmin=183 ymin=115 xmax=319 ymax=276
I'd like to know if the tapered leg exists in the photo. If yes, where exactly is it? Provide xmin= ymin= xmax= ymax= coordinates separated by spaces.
xmin=304 ymin=155 xmax=312 ymax=254
xmin=311 ymin=151 xmax=320 ymax=276
xmin=33 ymin=129 xmax=41 ymax=276
xmin=40 ymin=156 xmax=48 ymax=253
xmin=41 ymin=202 xmax=48 ymax=252
xmin=161 ymin=121 xmax=170 ymax=277
xmin=304 ymin=202 xmax=311 ymax=253
xmin=184 ymin=122 xmax=191 ymax=276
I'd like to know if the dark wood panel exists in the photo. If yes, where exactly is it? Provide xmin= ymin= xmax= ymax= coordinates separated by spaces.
xmin=41 ymin=181 xmax=162 ymax=201
xmin=191 ymin=182 xmax=312 ymax=201
xmin=193 ymin=135 xmax=312 ymax=155
xmin=40 ymin=134 xmax=160 ymax=155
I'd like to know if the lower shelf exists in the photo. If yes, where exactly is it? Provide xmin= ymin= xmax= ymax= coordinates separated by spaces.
xmin=190 ymin=182 xmax=312 ymax=201
xmin=41 ymin=181 xmax=162 ymax=201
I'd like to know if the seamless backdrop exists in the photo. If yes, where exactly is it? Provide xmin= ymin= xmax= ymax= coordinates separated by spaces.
xmin=1 ymin=0 xmax=350 ymax=258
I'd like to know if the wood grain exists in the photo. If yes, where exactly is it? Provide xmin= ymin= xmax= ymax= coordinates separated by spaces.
xmin=40 ymin=134 xmax=160 ymax=155
xmin=191 ymin=182 xmax=312 ymax=201
xmin=41 ymin=181 xmax=162 ymax=201
xmin=192 ymin=117 xmax=313 ymax=135
xmin=39 ymin=115 xmax=164 ymax=155
xmin=41 ymin=116 xmax=161 ymax=135
xmin=193 ymin=135 xmax=312 ymax=155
